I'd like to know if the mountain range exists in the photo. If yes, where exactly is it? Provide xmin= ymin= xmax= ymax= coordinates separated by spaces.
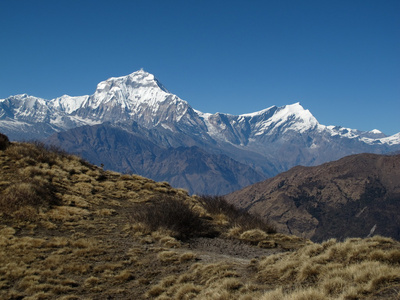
xmin=1 ymin=69 xmax=400 ymax=194
xmin=226 ymin=153 xmax=400 ymax=242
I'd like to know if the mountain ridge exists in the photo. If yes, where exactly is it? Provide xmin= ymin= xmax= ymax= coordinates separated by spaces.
xmin=225 ymin=152 xmax=400 ymax=242
xmin=46 ymin=121 xmax=265 ymax=195
xmin=1 ymin=69 xmax=399 ymax=142
xmin=1 ymin=69 xmax=400 ymax=194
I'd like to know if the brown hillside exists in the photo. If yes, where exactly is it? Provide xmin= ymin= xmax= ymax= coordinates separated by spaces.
xmin=226 ymin=153 xmax=400 ymax=242
xmin=1 ymin=138 xmax=400 ymax=299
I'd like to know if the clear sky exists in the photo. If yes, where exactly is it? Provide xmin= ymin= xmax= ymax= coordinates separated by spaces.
xmin=1 ymin=0 xmax=399 ymax=135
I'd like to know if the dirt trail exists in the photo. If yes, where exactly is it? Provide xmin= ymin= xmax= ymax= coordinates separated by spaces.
xmin=187 ymin=237 xmax=281 ymax=264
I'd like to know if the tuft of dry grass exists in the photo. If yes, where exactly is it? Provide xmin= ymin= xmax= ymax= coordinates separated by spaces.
xmin=0 ymin=178 xmax=59 ymax=220
xmin=146 ymin=262 xmax=256 ymax=299
xmin=257 ymin=236 xmax=400 ymax=299
xmin=239 ymin=229 xmax=268 ymax=242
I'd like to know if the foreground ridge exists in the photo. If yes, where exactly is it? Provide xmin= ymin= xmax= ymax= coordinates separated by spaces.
xmin=0 ymin=136 xmax=399 ymax=299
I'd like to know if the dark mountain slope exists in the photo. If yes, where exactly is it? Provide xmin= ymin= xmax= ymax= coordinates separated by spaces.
xmin=226 ymin=153 xmax=400 ymax=242
xmin=46 ymin=122 xmax=265 ymax=195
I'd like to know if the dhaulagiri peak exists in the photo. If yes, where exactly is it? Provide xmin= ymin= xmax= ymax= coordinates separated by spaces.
xmin=94 ymin=69 xmax=169 ymax=94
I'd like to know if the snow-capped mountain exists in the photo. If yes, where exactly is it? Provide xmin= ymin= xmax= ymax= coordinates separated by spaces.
xmin=73 ymin=70 xmax=205 ymax=130
xmin=1 ymin=69 xmax=398 ymax=146
xmin=1 ymin=69 xmax=399 ymax=194
xmin=199 ymin=102 xmax=397 ymax=148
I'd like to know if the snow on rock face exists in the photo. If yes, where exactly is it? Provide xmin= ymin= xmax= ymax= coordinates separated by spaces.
xmin=0 ymin=69 xmax=399 ymax=148
xmin=51 ymin=95 xmax=89 ymax=114
xmin=89 ymin=69 xmax=171 ymax=109
xmin=75 ymin=69 xmax=195 ymax=128
xmin=198 ymin=102 xmax=324 ymax=146
xmin=251 ymin=103 xmax=321 ymax=135
xmin=0 ymin=94 xmax=52 ymax=122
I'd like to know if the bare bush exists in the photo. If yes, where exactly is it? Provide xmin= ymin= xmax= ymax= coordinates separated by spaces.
xmin=199 ymin=195 xmax=276 ymax=234
xmin=0 ymin=133 xmax=10 ymax=150
xmin=130 ymin=195 xmax=215 ymax=240
xmin=0 ymin=178 xmax=60 ymax=218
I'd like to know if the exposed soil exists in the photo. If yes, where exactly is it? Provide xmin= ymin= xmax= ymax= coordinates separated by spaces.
xmin=187 ymin=237 xmax=280 ymax=262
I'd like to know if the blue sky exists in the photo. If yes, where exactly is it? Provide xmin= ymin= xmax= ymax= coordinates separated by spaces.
xmin=1 ymin=0 xmax=399 ymax=135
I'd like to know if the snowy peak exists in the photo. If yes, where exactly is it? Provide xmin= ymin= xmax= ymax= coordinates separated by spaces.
xmin=0 ymin=70 xmax=399 ymax=148
xmin=88 ymin=69 xmax=171 ymax=110
xmin=0 ymin=94 xmax=52 ymax=121
xmin=264 ymin=102 xmax=320 ymax=132
xmin=66 ymin=69 xmax=202 ymax=130
xmin=128 ymin=69 xmax=169 ymax=93
xmin=238 ymin=102 xmax=319 ymax=132
xmin=197 ymin=102 xmax=322 ymax=147
xmin=96 ymin=69 xmax=168 ymax=95
xmin=238 ymin=102 xmax=320 ymax=137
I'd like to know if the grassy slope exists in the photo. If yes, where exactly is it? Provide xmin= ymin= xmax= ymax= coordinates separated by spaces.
xmin=0 ymin=140 xmax=399 ymax=299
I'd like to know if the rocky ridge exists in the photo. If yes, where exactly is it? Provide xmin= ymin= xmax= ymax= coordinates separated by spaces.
xmin=226 ymin=152 xmax=400 ymax=242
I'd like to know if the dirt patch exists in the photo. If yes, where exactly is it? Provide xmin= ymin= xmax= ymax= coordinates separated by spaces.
xmin=187 ymin=237 xmax=280 ymax=261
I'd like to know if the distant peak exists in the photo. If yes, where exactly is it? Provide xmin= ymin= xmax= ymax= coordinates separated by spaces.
xmin=103 ymin=69 xmax=153 ymax=83
xmin=129 ymin=68 xmax=151 ymax=77
xmin=283 ymin=102 xmax=303 ymax=109
xmin=280 ymin=102 xmax=311 ymax=115
xmin=95 ymin=70 xmax=169 ymax=94
xmin=370 ymin=129 xmax=383 ymax=134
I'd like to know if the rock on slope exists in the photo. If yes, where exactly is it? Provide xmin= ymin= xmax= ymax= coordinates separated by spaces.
xmin=225 ymin=153 xmax=400 ymax=242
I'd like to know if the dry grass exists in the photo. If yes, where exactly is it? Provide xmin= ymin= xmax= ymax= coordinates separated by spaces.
xmin=0 ymin=178 xmax=59 ymax=220
xmin=240 ymin=229 xmax=268 ymax=242
xmin=0 ymin=138 xmax=399 ymax=299
xmin=257 ymin=236 xmax=400 ymax=299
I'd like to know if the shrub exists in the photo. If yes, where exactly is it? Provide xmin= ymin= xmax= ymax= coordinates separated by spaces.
xmin=0 ymin=178 xmax=59 ymax=218
xmin=5 ymin=142 xmax=56 ymax=166
xmin=199 ymin=195 xmax=276 ymax=234
xmin=0 ymin=133 xmax=10 ymax=150
xmin=130 ymin=195 xmax=215 ymax=240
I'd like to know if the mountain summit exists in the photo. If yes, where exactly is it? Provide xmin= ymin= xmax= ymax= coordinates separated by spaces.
xmin=73 ymin=69 xmax=199 ymax=129
xmin=1 ymin=70 xmax=400 ymax=194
